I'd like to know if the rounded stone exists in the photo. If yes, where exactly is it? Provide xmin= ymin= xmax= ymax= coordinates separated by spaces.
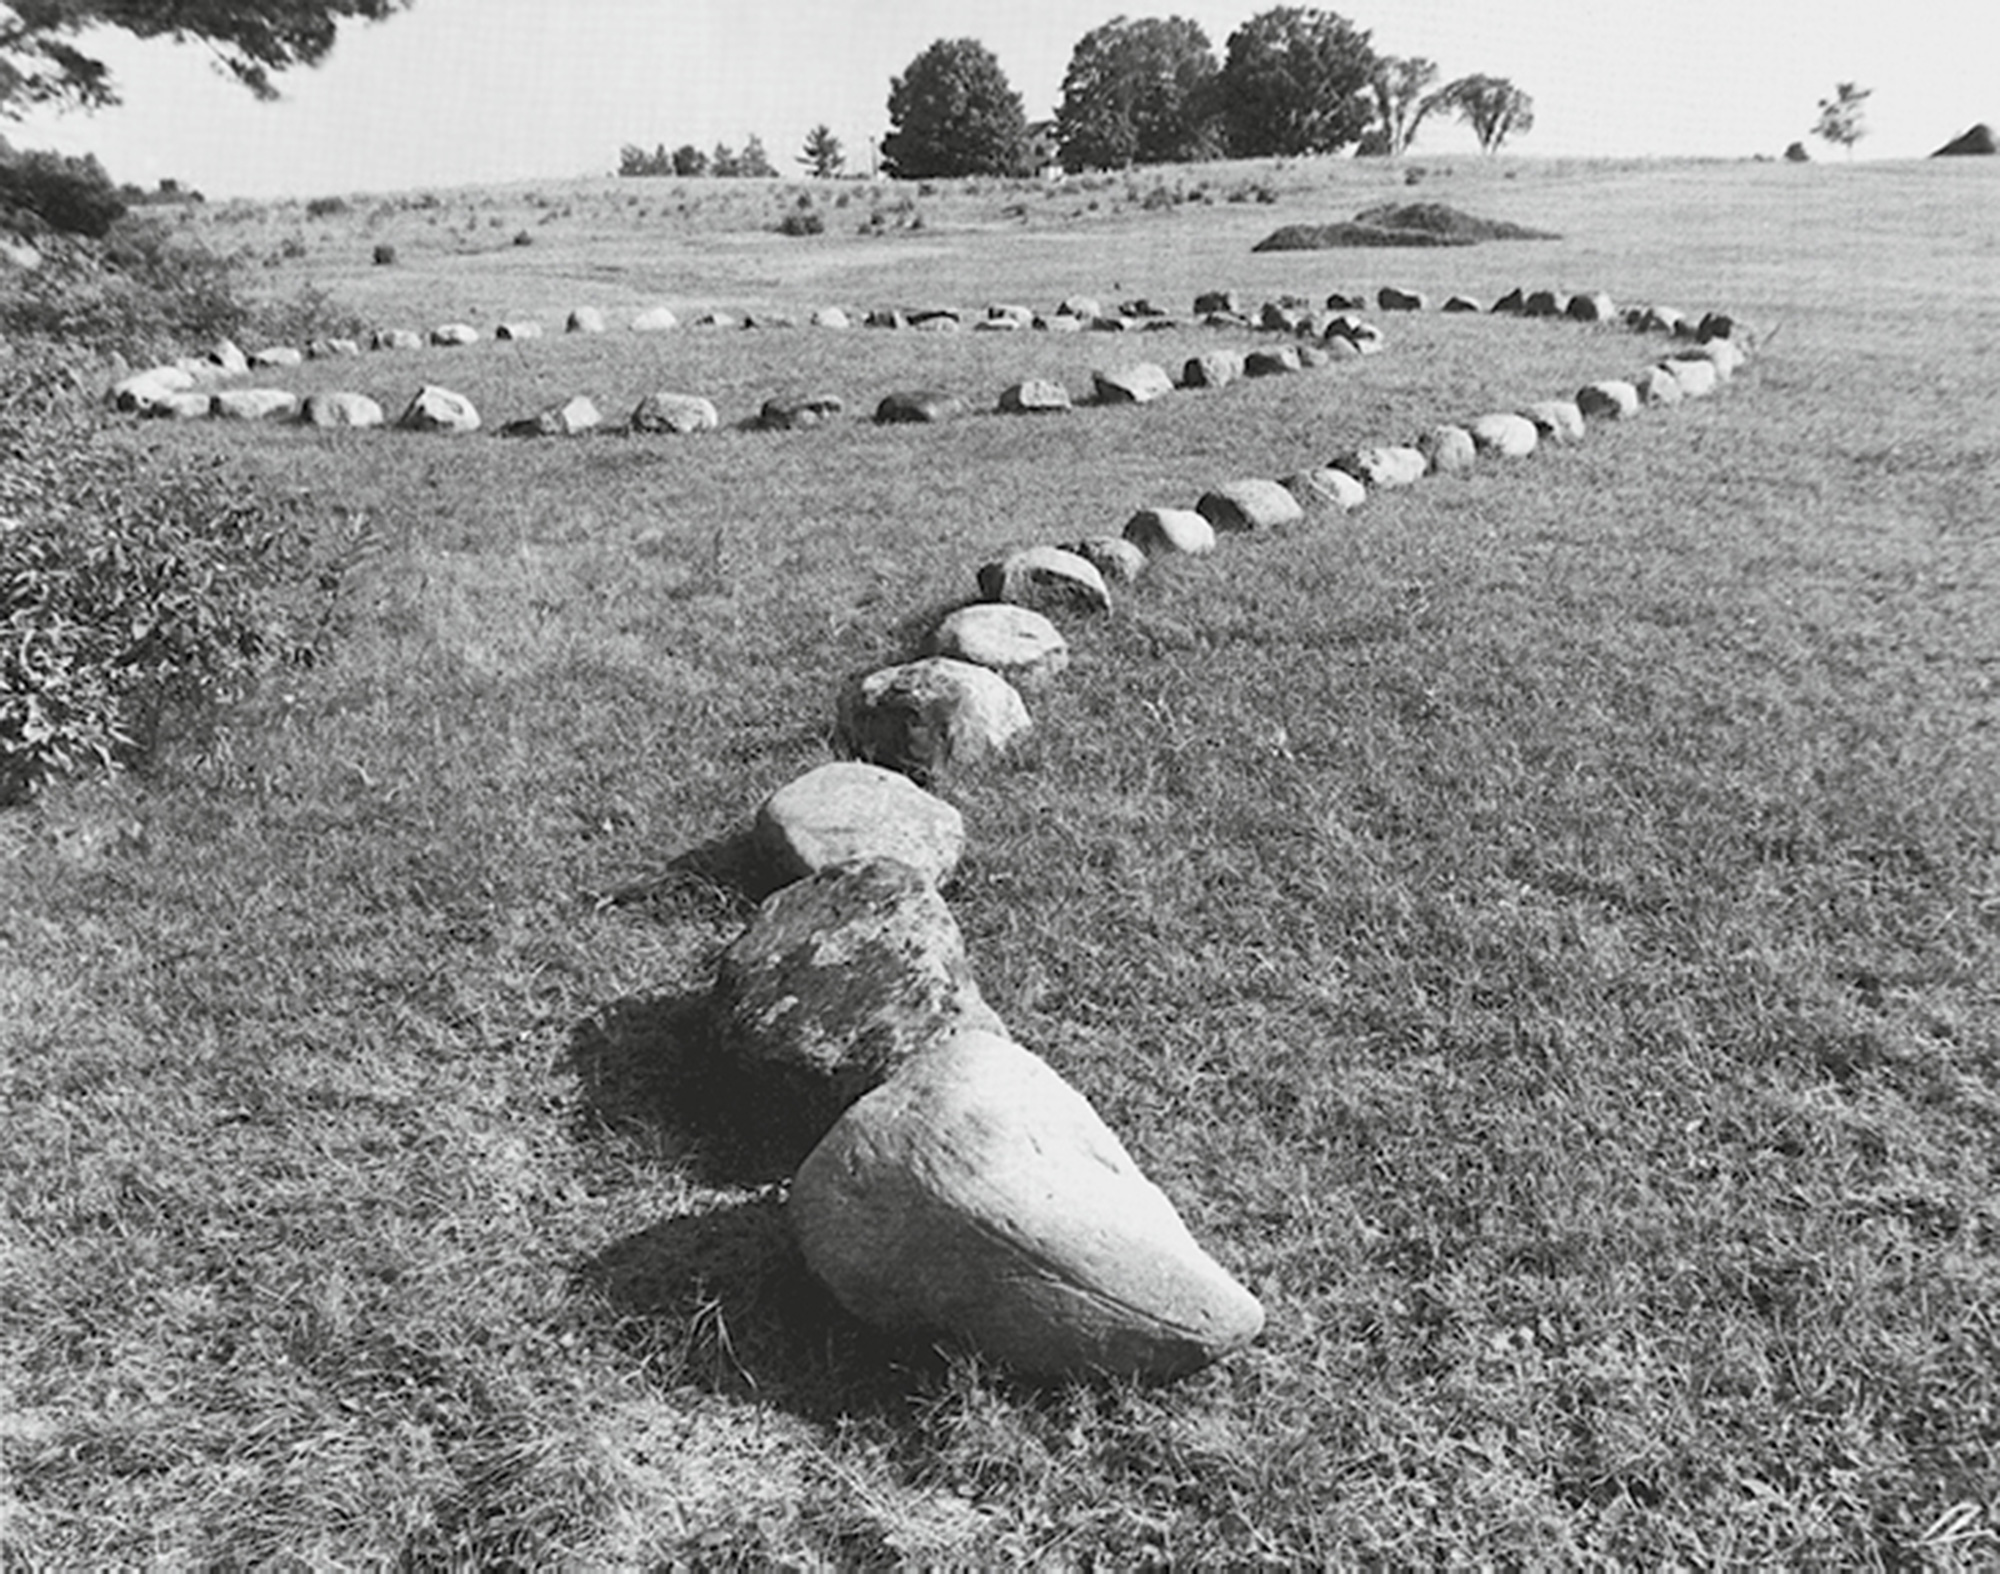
xmin=997 ymin=379 xmax=1072 ymax=414
xmin=1092 ymin=362 xmax=1174 ymax=404
xmin=1283 ymin=468 xmax=1366 ymax=512
xmin=836 ymin=658 xmax=1032 ymax=782
xmin=1661 ymin=357 xmax=1719 ymax=398
xmin=1418 ymin=424 xmax=1477 ymax=475
xmin=1331 ymin=446 xmax=1427 ymax=489
xmin=1469 ymin=412 xmax=1540 ymax=458
xmin=630 ymin=393 xmax=718 ymax=434
xmin=299 ymin=391 xmax=386 ymax=429
xmin=1062 ymin=536 xmax=1147 ymax=584
xmin=1123 ymin=508 xmax=1216 ymax=556
xmin=1521 ymin=399 xmax=1586 ymax=443
xmin=1576 ymin=380 xmax=1640 ymax=420
xmin=1197 ymin=479 xmax=1305 ymax=532
xmin=755 ymin=761 xmax=964 ymax=888
xmin=930 ymin=603 xmax=1070 ymax=691
xmin=1632 ymin=364 xmax=1685 ymax=407
xmin=211 ymin=388 xmax=298 ymax=421
xmin=1181 ymin=350 xmax=1243 ymax=389
xmin=875 ymin=390 xmax=964 ymax=425
xmin=976 ymin=546 xmax=1111 ymax=615
xmin=397 ymin=385 xmax=480 ymax=432
xmin=429 ymin=323 xmax=479 ymax=346
xmin=630 ymin=306 xmax=679 ymax=332
xmin=566 ymin=307 xmax=607 ymax=333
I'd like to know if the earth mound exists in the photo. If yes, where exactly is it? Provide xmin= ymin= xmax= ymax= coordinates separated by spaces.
xmin=1253 ymin=201 xmax=1559 ymax=252
xmin=1932 ymin=123 xmax=1997 ymax=157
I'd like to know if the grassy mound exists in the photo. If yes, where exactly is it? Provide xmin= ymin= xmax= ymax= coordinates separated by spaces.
xmin=1253 ymin=201 xmax=1559 ymax=251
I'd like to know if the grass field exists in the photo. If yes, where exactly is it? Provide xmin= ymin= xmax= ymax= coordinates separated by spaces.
xmin=5 ymin=154 xmax=1998 ymax=1566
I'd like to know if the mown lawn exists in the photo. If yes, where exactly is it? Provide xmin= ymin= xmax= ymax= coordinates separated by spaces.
xmin=4 ymin=156 xmax=1997 ymax=1565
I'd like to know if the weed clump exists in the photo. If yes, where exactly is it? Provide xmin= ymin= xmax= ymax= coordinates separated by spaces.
xmin=1253 ymin=201 xmax=1559 ymax=250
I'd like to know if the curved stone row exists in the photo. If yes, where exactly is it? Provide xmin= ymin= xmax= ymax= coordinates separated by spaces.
xmin=720 ymin=289 xmax=1758 ymax=1381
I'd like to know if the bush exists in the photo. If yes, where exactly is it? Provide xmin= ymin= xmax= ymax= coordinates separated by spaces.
xmin=0 ymin=148 xmax=128 ymax=239
xmin=775 ymin=210 xmax=824 ymax=236
xmin=0 ymin=349 xmax=359 ymax=801
xmin=0 ymin=218 xmax=253 ymax=361
xmin=373 ymin=243 xmax=397 ymax=265
xmin=304 ymin=194 xmax=349 ymax=219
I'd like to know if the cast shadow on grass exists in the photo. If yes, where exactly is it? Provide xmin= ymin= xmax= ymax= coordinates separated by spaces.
xmin=575 ymin=1194 xmax=929 ymax=1422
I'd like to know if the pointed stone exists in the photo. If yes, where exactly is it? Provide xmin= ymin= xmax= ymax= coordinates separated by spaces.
xmin=397 ymin=385 xmax=481 ymax=432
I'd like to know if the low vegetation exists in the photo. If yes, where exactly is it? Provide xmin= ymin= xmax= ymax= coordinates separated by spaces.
xmin=1254 ymin=199 xmax=1561 ymax=249
xmin=3 ymin=155 xmax=1997 ymax=1565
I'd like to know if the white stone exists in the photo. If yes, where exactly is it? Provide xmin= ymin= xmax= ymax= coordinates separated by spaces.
xmin=1123 ymin=508 xmax=1217 ymax=556
xmin=631 ymin=306 xmax=679 ymax=332
xmin=299 ymin=391 xmax=385 ymax=428
xmin=930 ymin=603 xmax=1070 ymax=691
xmin=1576 ymin=380 xmax=1640 ymax=420
xmin=1092 ymin=362 xmax=1174 ymax=404
xmin=1197 ymin=479 xmax=1305 ymax=532
xmin=211 ymin=388 xmax=299 ymax=421
xmin=397 ymin=385 xmax=481 ymax=433
xmin=429 ymin=323 xmax=479 ymax=347
xmin=1332 ymin=446 xmax=1427 ymax=488
xmin=837 ymin=658 xmax=1032 ymax=782
xmin=1469 ymin=412 xmax=1540 ymax=458
xmin=1522 ymin=400 xmax=1586 ymax=443
xmin=630 ymin=393 xmax=718 ymax=434
xmin=755 ymin=761 xmax=965 ymax=887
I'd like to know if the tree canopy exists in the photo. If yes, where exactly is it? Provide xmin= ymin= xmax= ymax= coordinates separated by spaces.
xmin=1813 ymin=82 xmax=1871 ymax=157
xmin=799 ymin=123 xmax=844 ymax=179
xmin=1214 ymin=7 xmax=1377 ymax=158
xmin=1433 ymin=74 xmax=1535 ymax=154
xmin=1358 ymin=55 xmax=1438 ymax=156
xmin=0 ymin=1 xmax=413 ymax=115
xmin=882 ymin=37 xmax=1030 ymax=179
xmin=1055 ymin=15 xmax=1219 ymax=172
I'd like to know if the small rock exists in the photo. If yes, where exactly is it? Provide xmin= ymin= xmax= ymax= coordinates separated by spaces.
xmin=1639 ymin=305 xmax=1687 ymax=336
xmin=911 ymin=313 xmax=960 ymax=334
xmin=1057 ymin=295 xmax=1102 ymax=321
xmin=1523 ymin=290 xmax=1563 ymax=318
xmin=997 ymin=379 xmax=1072 ymax=414
xmin=811 ymin=306 xmax=852 ymax=329
xmin=1491 ymin=287 xmax=1526 ymax=314
xmin=755 ymin=761 xmax=965 ymax=888
xmin=1181 ymin=350 xmax=1243 ymax=389
xmin=248 ymin=346 xmax=302 ymax=368
xmin=501 ymin=394 xmax=601 ymax=437
xmin=1576 ymin=380 xmax=1640 ymax=420
xmin=1661 ymin=358 xmax=1718 ymax=399
xmin=299 ymin=391 xmax=386 ymax=429
xmin=1092 ymin=363 xmax=1174 ymax=404
xmin=371 ymin=328 xmax=423 ymax=351
xmin=1197 ymin=479 xmax=1304 ymax=533
xmin=760 ymin=393 xmax=845 ymax=430
xmin=1323 ymin=291 xmax=1363 ymax=311
xmin=977 ymin=546 xmax=1111 ymax=614
xmin=1566 ymin=291 xmax=1616 ymax=323
xmin=983 ymin=303 xmax=1035 ymax=329
xmin=1319 ymin=335 xmax=1362 ymax=362
xmin=566 ymin=307 xmax=607 ymax=333
xmin=1038 ymin=313 xmax=1085 ymax=333
xmin=1442 ymin=295 xmax=1482 ymax=313
xmin=837 ymin=658 xmax=1032 ymax=781
xmin=306 ymin=337 xmax=361 ymax=358
xmin=909 ymin=307 xmax=962 ymax=328
xmin=1283 ymin=468 xmax=1366 ymax=512
xmin=743 ymin=311 xmax=796 ymax=330
xmin=1632 ymin=364 xmax=1684 ymax=407
xmin=631 ymin=306 xmax=679 ymax=332
xmin=495 ymin=320 xmax=543 ymax=340
xmin=1123 ymin=508 xmax=1216 ymax=557
xmin=1672 ymin=339 xmax=1745 ymax=380
xmin=1193 ymin=289 xmax=1240 ymax=315
xmin=1333 ymin=446 xmax=1428 ymax=489
xmin=690 ymin=310 xmax=740 ymax=329
xmin=1377 ymin=286 xmax=1425 ymax=312
xmin=1259 ymin=301 xmax=1304 ymax=332
xmin=206 ymin=338 xmax=249 ymax=374
xmin=1243 ymin=346 xmax=1301 ymax=377
xmin=1062 ymin=536 xmax=1147 ymax=584
xmin=110 ymin=366 xmax=194 ymax=414
xmin=630 ymin=392 xmax=719 ymax=434
xmin=930 ymin=603 xmax=1071 ymax=691
xmin=1469 ymin=412 xmax=1539 ymax=458
xmin=1419 ymin=424 xmax=1477 ymax=475
xmin=1697 ymin=311 xmax=1748 ymax=344
xmin=429 ymin=323 xmax=479 ymax=346
xmin=1521 ymin=399 xmax=1585 ymax=443
xmin=211 ymin=388 xmax=299 ymax=421
xmin=1296 ymin=343 xmax=1330 ymax=369
xmin=875 ymin=390 xmax=964 ymax=425
xmin=864 ymin=308 xmax=907 ymax=329
xmin=397 ymin=385 xmax=481 ymax=432
xmin=1088 ymin=314 xmax=1132 ymax=333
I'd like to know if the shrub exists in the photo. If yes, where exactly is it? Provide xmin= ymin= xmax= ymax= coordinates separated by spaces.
xmin=776 ymin=210 xmax=824 ymax=236
xmin=373 ymin=243 xmax=397 ymax=265
xmin=512 ymin=229 xmax=533 ymax=246
xmin=304 ymin=194 xmax=349 ymax=219
xmin=0 ymin=218 xmax=252 ymax=361
xmin=0 ymin=148 xmax=128 ymax=239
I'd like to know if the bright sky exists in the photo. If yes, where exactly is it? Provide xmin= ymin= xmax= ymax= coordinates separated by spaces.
xmin=7 ymin=0 xmax=1993 ymax=197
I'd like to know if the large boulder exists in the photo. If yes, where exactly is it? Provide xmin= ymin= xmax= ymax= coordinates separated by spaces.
xmin=630 ymin=306 xmax=679 ymax=332
xmin=929 ymin=603 xmax=1070 ymax=691
xmin=760 ymin=393 xmax=845 ymax=430
xmin=754 ymin=761 xmax=964 ymax=888
xmin=429 ymin=323 xmax=479 ymax=347
xmin=1243 ymin=346 xmax=1301 ymax=377
xmin=875 ymin=390 xmax=964 ymax=425
xmin=1181 ymin=350 xmax=1243 ymax=390
xmin=1933 ymin=123 xmax=1997 ymax=157
xmin=1469 ymin=411 xmax=1539 ymax=458
xmin=397 ymin=385 xmax=481 ymax=433
xmin=630 ymin=392 xmax=718 ymax=434
xmin=977 ymin=547 xmax=1111 ymax=615
xmin=299 ymin=391 xmax=386 ymax=429
xmin=1575 ymin=380 xmax=1640 ymax=421
xmin=1418 ymin=424 xmax=1477 ymax=475
xmin=997 ymin=379 xmax=1072 ymax=414
xmin=1331 ymin=446 xmax=1427 ymax=489
xmin=1092 ymin=363 xmax=1173 ymax=404
xmin=211 ymin=388 xmax=299 ymax=421
xmin=501 ymin=394 xmax=601 ymax=437
xmin=1197 ymin=479 xmax=1304 ymax=533
xmin=1123 ymin=508 xmax=1216 ymax=557
xmin=790 ymin=1028 xmax=1267 ymax=1379
xmin=837 ymin=658 xmax=1031 ymax=782
xmin=1376 ymin=285 xmax=1425 ymax=312
xmin=712 ymin=859 xmax=1005 ymax=1143
xmin=1283 ymin=468 xmax=1366 ymax=512
xmin=1521 ymin=399 xmax=1585 ymax=444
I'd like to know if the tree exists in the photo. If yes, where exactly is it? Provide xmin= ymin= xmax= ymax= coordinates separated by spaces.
xmin=1432 ymin=74 xmax=1535 ymax=154
xmin=1 ymin=1 xmax=413 ymax=115
xmin=736 ymin=133 xmax=776 ymax=178
xmin=1055 ymin=15 xmax=1220 ymax=171
xmin=1813 ymin=82 xmax=1871 ymax=158
xmin=710 ymin=141 xmax=739 ymax=178
xmin=0 ymin=146 xmax=124 ymax=235
xmin=671 ymin=143 xmax=708 ymax=178
xmin=1214 ymin=7 xmax=1377 ymax=158
xmin=799 ymin=123 xmax=845 ymax=178
xmin=1359 ymin=55 xmax=1439 ymax=156
xmin=882 ymin=38 xmax=1030 ymax=179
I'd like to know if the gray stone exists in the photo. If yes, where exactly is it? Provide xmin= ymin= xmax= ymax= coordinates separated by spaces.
xmin=495 ymin=320 xmax=543 ymax=340
xmin=206 ymin=338 xmax=249 ymax=374
xmin=811 ymin=306 xmax=852 ymax=329
xmin=1038 ymin=313 xmax=1085 ymax=333
xmin=983 ymin=303 xmax=1035 ymax=329
xmin=1056 ymin=295 xmax=1102 ymax=320
xmin=1062 ymin=536 xmax=1147 ymax=584
xmin=930 ymin=603 xmax=1070 ymax=691
xmin=1567 ymin=291 xmax=1616 ymax=323
xmin=760 ymin=393 xmax=845 ymax=430
xmin=837 ymin=658 xmax=1032 ymax=782
xmin=248 ymin=346 xmax=302 ymax=368
xmin=875 ymin=390 xmax=964 ymax=425
xmin=429 ymin=323 xmax=479 ymax=346
xmin=977 ymin=546 xmax=1111 ymax=614
xmin=630 ymin=392 xmax=719 ymax=434
xmin=1181 ymin=349 xmax=1243 ymax=389
xmin=1296 ymin=343 xmax=1330 ymax=369
xmin=566 ymin=306 xmax=607 ymax=333
xmin=110 ymin=366 xmax=195 ymax=414
xmin=211 ymin=388 xmax=299 ymax=421
xmin=1523 ymin=290 xmax=1563 ymax=318
xmin=864 ymin=308 xmax=907 ymax=329
xmin=1193 ymin=289 xmax=1240 ymax=315
xmin=397 ymin=385 xmax=481 ymax=432
xmin=911 ymin=313 xmax=960 ymax=333
xmin=1088 ymin=314 xmax=1132 ymax=333
xmin=501 ymin=394 xmax=601 ymax=437
xmin=743 ymin=311 xmax=796 ymax=330
xmin=631 ymin=306 xmax=679 ymax=332
xmin=1092 ymin=363 xmax=1173 ymax=404
xmin=1576 ymin=380 xmax=1640 ymax=420
xmin=690 ymin=310 xmax=740 ymax=329
xmin=1259 ymin=301 xmax=1305 ymax=332
xmin=1418 ymin=424 xmax=1477 ymax=475
xmin=1632 ymin=364 xmax=1684 ymax=407
xmin=1243 ymin=346 xmax=1301 ymax=377
xmin=155 ymin=392 xmax=217 ymax=420
xmin=299 ymin=391 xmax=386 ymax=429
xmin=1442 ymin=295 xmax=1482 ymax=313
xmin=1333 ymin=446 xmax=1428 ymax=489
xmin=1377 ymin=286 xmax=1425 ymax=312
xmin=1672 ymin=338 xmax=1745 ymax=380
xmin=1661 ymin=358 xmax=1718 ymax=399
xmin=755 ymin=761 xmax=965 ymax=888
xmin=1522 ymin=399 xmax=1585 ymax=443
xmin=1283 ymin=468 xmax=1366 ymax=512
xmin=1638 ymin=305 xmax=1688 ymax=336
xmin=1324 ymin=291 xmax=1363 ymax=311
xmin=1123 ymin=508 xmax=1216 ymax=557
xmin=712 ymin=858 xmax=1004 ymax=1142
xmin=1491 ymin=287 xmax=1527 ymax=314
xmin=1469 ymin=412 xmax=1539 ymax=458
xmin=306 ymin=337 xmax=360 ymax=358
xmin=790 ymin=1028 xmax=1267 ymax=1379
xmin=371 ymin=328 xmax=423 ymax=351
xmin=1197 ymin=479 xmax=1304 ymax=533
xmin=997 ymin=379 xmax=1071 ymax=414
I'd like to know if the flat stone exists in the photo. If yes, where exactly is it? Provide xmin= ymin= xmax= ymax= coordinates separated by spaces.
xmin=429 ymin=323 xmax=479 ymax=346
xmin=397 ymin=385 xmax=480 ymax=432
xmin=930 ymin=603 xmax=1070 ymax=691
xmin=837 ymin=657 xmax=1032 ymax=782
xmin=1123 ymin=508 xmax=1216 ymax=556
xmin=811 ymin=306 xmax=852 ymax=329
xmin=1469 ymin=412 xmax=1539 ymax=458
xmin=1283 ymin=468 xmax=1366 ymax=511
xmin=997 ymin=379 xmax=1071 ymax=414
xmin=1332 ymin=446 xmax=1427 ymax=489
xmin=1062 ymin=536 xmax=1146 ymax=584
xmin=248 ymin=346 xmax=302 ymax=368
xmin=1088 ymin=315 xmax=1132 ymax=333
xmin=501 ymin=394 xmax=601 ymax=437
xmin=760 ymin=393 xmax=845 ymax=430
xmin=742 ymin=312 xmax=796 ymax=330
xmin=1092 ymin=363 xmax=1173 ymax=404
xmin=211 ymin=388 xmax=299 ymax=421
xmin=306 ymin=337 xmax=360 ymax=358
xmin=299 ymin=391 xmax=386 ymax=429
xmin=1632 ymin=364 xmax=1684 ymax=407
xmin=790 ymin=1028 xmax=1266 ymax=1379
xmin=712 ymin=858 xmax=1005 ymax=1145
xmin=977 ymin=546 xmax=1111 ymax=614
xmin=1442 ymin=295 xmax=1482 ymax=313
xmin=630 ymin=392 xmax=718 ymax=433
xmin=565 ymin=307 xmax=606 ymax=333
xmin=1521 ymin=399 xmax=1585 ymax=443
xmin=495 ymin=320 xmax=543 ymax=340
xmin=1661 ymin=358 xmax=1718 ymax=398
xmin=1377 ymin=286 xmax=1425 ymax=312
xmin=1576 ymin=380 xmax=1640 ymax=420
xmin=755 ymin=761 xmax=964 ymax=888
xmin=1244 ymin=346 xmax=1301 ymax=377
xmin=1419 ymin=424 xmax=1477 ymax=474
xmin=371 ymin=328 xmax=423 ymax=351
xmin=1181 ymin=349 xmax=1244 ymax=389
xmin=630 ymin=306 xmax=679 ymax=331
xmin=1197 ymin=479 xmax=1304 ymax=532
xmin=875 ymin=390 xmax=964 ymax=424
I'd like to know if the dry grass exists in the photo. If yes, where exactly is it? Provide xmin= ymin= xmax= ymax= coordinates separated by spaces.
xmin=4 ymin=153 xmax=1998 ymax=1565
